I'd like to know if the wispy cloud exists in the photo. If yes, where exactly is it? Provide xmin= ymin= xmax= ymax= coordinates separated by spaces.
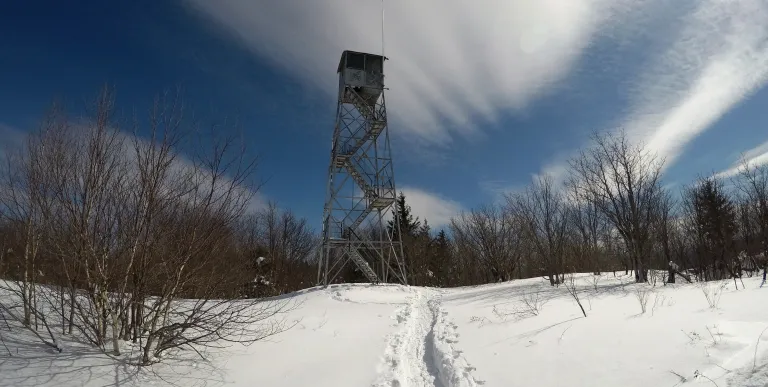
xmin=399 ymin=186 xmax=462 ymax=228
xmin=184 ymin=0 xmax=638 ymax=145
xmin=623 ymin=0 xmax=768 ymax=168
xmin=715 ymin=139 xmax=768 ymax=178
xmin=534 ymin=0 xmax=768 ymax=182
xmin=479 ymin=180 xmax=527 ymax=203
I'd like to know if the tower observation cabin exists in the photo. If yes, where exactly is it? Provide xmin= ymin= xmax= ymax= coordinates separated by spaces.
xmin=337 ymin=50 xmax=385 ymax=107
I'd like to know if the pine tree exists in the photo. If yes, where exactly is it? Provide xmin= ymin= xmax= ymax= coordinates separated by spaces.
xmin=431 ymin=229 xmax=453 ymax=287
xmin=387 ymin=192 xmax=423 ymax=284
xmin=388 ymin=191 xmax=421 ymax=237
xmin=687 ymin=177 xmax=738 ymax=281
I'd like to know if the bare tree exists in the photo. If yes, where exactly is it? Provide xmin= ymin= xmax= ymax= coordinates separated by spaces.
xmin=569 ymin=130 xmax=665 ymax=283
xmin=1 ymin=130 xmax=42 ymax=328
xmin=652 ymin=189 xmax=689 ymax=284
xmin=508 ymin=175 xmax=570 ymax=286
xmin=239 ymin=202 xmax=317 ymax=296
xmin=567 ymin=181 xmax=608 ymax=275
xmin=735 ymin=158 xmax=768 ymax=282
xmin=450 ymin=204 xmax=520 ymax=283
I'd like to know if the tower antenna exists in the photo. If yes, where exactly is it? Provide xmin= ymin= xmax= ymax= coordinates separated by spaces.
xmin=381 ymin=0 xmax=385 ymax=57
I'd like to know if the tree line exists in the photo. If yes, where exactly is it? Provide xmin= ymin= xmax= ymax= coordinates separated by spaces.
xmin=372 ymin=131 xmax=768 ymax=288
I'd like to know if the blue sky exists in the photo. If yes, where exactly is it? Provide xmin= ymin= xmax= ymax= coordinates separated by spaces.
xmin=2 ymin=0 xmax=768 ymax=231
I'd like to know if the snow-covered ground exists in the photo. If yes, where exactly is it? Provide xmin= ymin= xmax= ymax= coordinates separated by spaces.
xmin=1 ymin=274 xmax=767 ymax=386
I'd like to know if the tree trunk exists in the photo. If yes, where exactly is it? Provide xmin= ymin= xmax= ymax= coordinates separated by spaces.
xmin=547 ymin=274 xmax=556 ymax=286
xmin=59 ymin=286 xmax=65 ymax=334
xmin=22 ymin=238 xmax=31 ymax=326
xmin=68 ymin=288 xmax=76 ymax=335
xmin=634 ymin=256 xmax=648 ymax=283
xmin=109 ymin=307 xmax=121 ymax=356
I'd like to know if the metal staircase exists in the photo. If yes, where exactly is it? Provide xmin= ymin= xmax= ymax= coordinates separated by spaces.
xmin=334 ymin=89 xmax=392 ymax=281
xmin=335 ymin=88 xmax=394 ymax=240
xmin=344 ymin=160 xmax=377 ymax=198
xmin=347 ymin=248 xmax=378 ymax=283
xmin=334 ymin=90 xmax=386 ymax=168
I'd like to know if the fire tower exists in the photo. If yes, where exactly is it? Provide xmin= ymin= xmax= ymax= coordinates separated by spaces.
xmin=317 ymin=50 xmax=407 ymax=286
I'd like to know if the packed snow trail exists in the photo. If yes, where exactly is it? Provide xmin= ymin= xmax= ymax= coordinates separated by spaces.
xmin=373 ymin=288 xmax=480 ymax=387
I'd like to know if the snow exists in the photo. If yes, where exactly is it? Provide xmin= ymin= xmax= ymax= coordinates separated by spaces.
xmin=442 ymin=275 xmax=768 ymax=387
xmin=2 ymin=275 xmax=768 ymax=386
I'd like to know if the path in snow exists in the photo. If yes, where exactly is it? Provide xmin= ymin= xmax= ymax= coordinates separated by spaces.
xmin=373 ymin=288 xmax=481 ymax=387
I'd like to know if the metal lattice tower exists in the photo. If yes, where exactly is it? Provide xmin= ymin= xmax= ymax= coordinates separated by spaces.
xmin=317 ymin=50 xmax=407 ymax=286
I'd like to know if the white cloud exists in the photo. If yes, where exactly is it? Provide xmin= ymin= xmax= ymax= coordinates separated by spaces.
xmin=399 ymin=186 xmax=462 ymax=228
xmin=623 ymin=0 xmax=768 ymax=169
xmin=185 ymin=0 xmax=768 ymax=198
xmin=715 ymin=139 xmax=768 ymax=178
xmin=535 ymin=0 xmax=768 ymax=181
xmin=184 ymin=0 xmax=638 ymax=145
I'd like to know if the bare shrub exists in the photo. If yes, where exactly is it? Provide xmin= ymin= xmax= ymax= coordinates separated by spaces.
xmin=590 ymin=274 xmax=601 ymax=291
xmin=754 ymin=325 xmax=768 ymax=372
xmin=564 ymin=273 xmax=587 ymax=317
xmin=491 ymin=288 xmax=550 ymax=323
xmin=693 ymin=370 xmax=719 ymax=387
xmin=491 ymin=305 xmax=515 ymax=322
xmin=651 ymin=293 xmax=667 ymax=316
xmin=705 ymin=325 xmax=722 ymax=346
xmin=468 ymin=315 xmax=492 ymax=326
xmin=0 ymin=87 xmax=296 ymax=365
xmin=633 ymin=285 xmax=652 ymax=314
xmin=700 ymin=280 xmax=727 ymax=309
xmin=520 ymin=289 xmax=548 ymax=316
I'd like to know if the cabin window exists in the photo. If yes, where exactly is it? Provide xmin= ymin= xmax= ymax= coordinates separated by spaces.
xmin=366 ymin=57 xmax=382 ymax=73
xmin=346 ymin=53 xmax=365 ymax=70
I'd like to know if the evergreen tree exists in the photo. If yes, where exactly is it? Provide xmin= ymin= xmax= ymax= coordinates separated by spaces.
xmin=389 ymin=191 xmax=421 ymax=237
xmin=430 ymin=229 xmax=453 ymax=287
xmin=387 ymin=192 xmax=435 ymax=285
xmin=686 ymin=177 xmax=738 ymax=281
